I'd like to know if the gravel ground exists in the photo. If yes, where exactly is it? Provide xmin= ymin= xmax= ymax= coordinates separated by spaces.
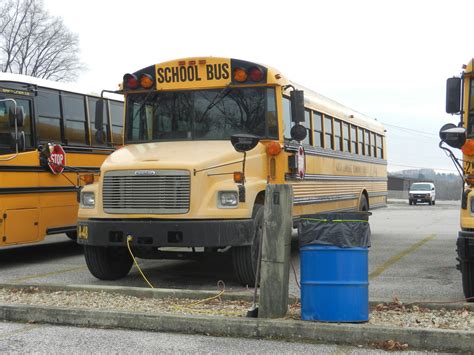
xmin=0 ymin=287 xmax=472 ymax=332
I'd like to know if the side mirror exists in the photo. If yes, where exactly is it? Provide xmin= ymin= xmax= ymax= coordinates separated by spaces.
xmin=432 ymin=187 xmax=435 ymax=190
xmin=230 ymin=134 xmax=260 ymax=153
xmin=446 ymin=77 xmax=461 ymax=114
xmin=14 ymin=106 xmax=24 ymax=127
xmin=95 ymin=99 xmax=105 ymax=130
xmin=290 ymin=90 xmax=305 ymax=123
xmin=10 ymin=131 xmax=25 ymax=152
xmin=439 ymin=123 xmax=466 ymax=149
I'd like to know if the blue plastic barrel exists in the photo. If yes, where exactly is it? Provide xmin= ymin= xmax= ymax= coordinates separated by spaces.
xmin=300 ymin=245 xmax=368 ymax=322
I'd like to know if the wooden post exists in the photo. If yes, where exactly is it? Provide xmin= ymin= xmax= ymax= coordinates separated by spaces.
xmin=258 ymin=184 xmax=293 ymax=318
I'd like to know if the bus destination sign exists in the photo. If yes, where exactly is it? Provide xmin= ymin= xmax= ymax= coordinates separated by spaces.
xmin=155 ymin=58 xmax=231 ymax=89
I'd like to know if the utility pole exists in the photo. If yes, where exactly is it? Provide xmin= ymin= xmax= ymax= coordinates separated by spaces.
xmin=258 ymin=184 xmax=293 ymax=318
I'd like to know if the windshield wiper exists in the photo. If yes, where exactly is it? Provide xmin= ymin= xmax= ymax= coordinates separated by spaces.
xmin=196 ymin=86 xmax=232 ymax=123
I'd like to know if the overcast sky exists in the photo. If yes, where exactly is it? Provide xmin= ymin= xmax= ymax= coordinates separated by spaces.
xmin=43 ymin=0 xmax=473 ymax=173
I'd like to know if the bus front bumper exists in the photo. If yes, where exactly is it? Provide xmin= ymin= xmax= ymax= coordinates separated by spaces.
xmin=77 ymin=218 xmax=255 ymax=248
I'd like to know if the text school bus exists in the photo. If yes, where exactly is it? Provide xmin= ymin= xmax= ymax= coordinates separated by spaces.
xmin=77 ymin=57 xmax=387 ymax=286
xmin=0 ymin=73 xmax=123 ymax=247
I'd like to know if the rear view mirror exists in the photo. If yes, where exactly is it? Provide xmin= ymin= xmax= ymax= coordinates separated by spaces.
xmin=439 ymin=123 xmax=466 ymax=149
xmin=230 ymin=134 xmax=260 ymax=153
xmin=290 ymin=90 xmax=305 ymax=123
xmin=13 ymin=106 xmax=24 ymax=128
xmin=446 ymin=77 xmax=461 ymax=114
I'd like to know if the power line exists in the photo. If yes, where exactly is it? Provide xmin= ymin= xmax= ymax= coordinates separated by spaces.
xmin=381 ymin=122 xmax=438 ymax=139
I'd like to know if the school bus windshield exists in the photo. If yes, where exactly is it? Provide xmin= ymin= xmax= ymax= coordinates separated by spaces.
xmin=125 ymin=87 xmax=278 ymax=143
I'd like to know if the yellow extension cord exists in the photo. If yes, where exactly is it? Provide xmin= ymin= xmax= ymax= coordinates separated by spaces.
xmin=125 ymin=235 xmax=231 ymax=311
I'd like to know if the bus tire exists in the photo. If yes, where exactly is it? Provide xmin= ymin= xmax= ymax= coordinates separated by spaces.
xmin=232 ymin=204 xmax=264 ymax=287
xmin=359 ymin=195 xmax=369 ymax=212
xmin=461 ymin=261 xmax=474 ymax=301
xmin=84 ymin=245 xmax=133 ymax=280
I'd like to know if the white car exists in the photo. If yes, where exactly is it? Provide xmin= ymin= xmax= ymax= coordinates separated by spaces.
xmin=408 ymin=182 xmax=436 ymax=205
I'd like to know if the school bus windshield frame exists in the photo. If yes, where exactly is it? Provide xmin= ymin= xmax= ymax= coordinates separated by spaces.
xmin=124 ymin=86 xmax=278 ymax=144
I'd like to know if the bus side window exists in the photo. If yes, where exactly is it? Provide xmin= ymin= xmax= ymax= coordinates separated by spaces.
xmin=370 ymin=132 xmax=376 ymax=157
xmin=62 ymin=93 xmax=88 ymax=145
xmin=357 ymin=127 xmax=364 ymax=155
xmin=313 ymin=111 xmax=323 ymax=147
xmin=37 ymin=88 xmax=62 ymax=143
xmin=350 ymin=125 xmax=358 ymax=154
xmin=110 ymin=100 xmax=124 ymax=145
xmin=376 ymin=134 xmax=383 ymax=158
xmin=282 ymin=97 xmax=292 ymax=140
xmin=302 ymin=109 xmax=311 ymax=145
xmin=333 ymin=119 xmax=342 ymax=151
xmin=88 ymin=97 xmax=110 ymax=146
xmin=324 ymin=116 xmax=334 ymax=150
xmin=343 ymin=122 xmax=350 ymax=152
xmin=364 ymin=130 xmax=370 ymax=156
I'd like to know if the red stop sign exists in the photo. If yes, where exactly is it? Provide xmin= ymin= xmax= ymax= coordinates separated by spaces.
xmin=48 ymin=144 xmax=66 ymax=174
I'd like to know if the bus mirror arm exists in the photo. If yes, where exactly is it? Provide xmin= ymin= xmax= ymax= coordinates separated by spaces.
xmin=438 ymin=140 xmax=465 ymax=185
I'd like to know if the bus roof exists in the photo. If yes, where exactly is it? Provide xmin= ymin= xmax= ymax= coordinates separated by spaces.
xmin=290 ymin=82 xmax=385 ymax=134
xmin=0 ymin=72 xmax=123 ymax=101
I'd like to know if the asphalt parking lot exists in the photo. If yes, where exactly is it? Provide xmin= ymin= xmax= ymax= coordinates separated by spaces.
xmin=0 ymin=200 xmax=465 ymax=303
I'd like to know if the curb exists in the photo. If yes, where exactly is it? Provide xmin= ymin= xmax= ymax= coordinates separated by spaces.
xmin=0 ymin=283 xmax=472 ymax=352
xmin=1 ymin=282 xmax=472 ymax=311
xmin=0 ymin=304 xmax=472 ymax=352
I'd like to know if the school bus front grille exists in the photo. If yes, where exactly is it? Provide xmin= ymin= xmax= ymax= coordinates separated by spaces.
xmin=102 ymin=170 xmax=190 ymax=214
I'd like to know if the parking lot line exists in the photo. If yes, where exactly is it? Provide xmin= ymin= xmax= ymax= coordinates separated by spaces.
xmin=8 ymin=266 xmax=87 ymax=284
xmin=369 ymin=234 xmax=436 ymax=280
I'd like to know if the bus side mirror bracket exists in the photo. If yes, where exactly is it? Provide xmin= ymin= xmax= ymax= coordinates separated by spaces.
xmin=446 ymin=77 xmax=462 ymax=114
xmin=230 ymin=134 xmax=260 ymax=202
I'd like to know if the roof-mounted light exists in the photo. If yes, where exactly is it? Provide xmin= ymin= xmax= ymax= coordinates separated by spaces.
xmin=233 ymin=68 xmax=247 ymax=83
xmin=249 ymin=67 xmax=264 ymax=82
xmin=123 ymin=73 xmax=138 ymax=90
xmin=139 ymin=74 xmax=154 ymax=89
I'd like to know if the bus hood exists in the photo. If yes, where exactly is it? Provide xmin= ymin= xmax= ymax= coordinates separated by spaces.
xmin=102 ymin=141 xmax=265 ymax=172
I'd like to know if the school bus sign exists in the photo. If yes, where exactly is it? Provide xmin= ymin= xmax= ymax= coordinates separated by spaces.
xmin=155 ymin=58 xmax=231 ymax=90
xmin=121 ymin=57 xmax=272 ymax=93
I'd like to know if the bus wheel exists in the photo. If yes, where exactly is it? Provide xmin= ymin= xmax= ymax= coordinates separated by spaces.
xmin=232 ymin=204 xmax=264 ymax=287
xmin=461 ymin=261 xmax=474 ymax=301
xmin=84 ymin=245 xmax=133 ymax=280
xmin=359 ymin=195 xmax=369 ymax=211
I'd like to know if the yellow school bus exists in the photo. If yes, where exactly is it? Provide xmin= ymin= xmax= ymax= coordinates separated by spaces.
xmin=77 ymin=57 xmax=387 ymax=285
xmin=0 ymin=73 xmax=123 ymax=247
xmin=441 ymin=58 xmax=474 ymax=300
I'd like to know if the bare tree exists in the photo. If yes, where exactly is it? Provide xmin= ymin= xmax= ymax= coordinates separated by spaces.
xmin=0 ymin=0 xmax=84 ymax=81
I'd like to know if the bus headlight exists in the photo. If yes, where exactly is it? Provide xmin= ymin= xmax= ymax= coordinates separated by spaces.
xmin=81 ymin=191 xmax=95 ymax=208
xmin=218 ymin=191 xmax=238 ymax=208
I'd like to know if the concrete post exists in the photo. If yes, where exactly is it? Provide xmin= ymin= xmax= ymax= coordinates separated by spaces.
xmin=258 ymin=184 xmax=293 ymax=318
